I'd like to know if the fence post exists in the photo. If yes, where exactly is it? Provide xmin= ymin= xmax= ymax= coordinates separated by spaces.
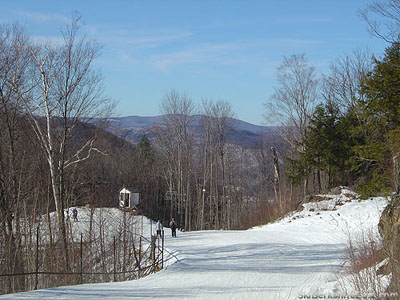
xmin=113 ymin=236 xmax=116 ymax=282
xmin=151 ymin=235 xmax=156 ymax=273
xmin=123 ymin=211 xmax=126 ymax=282
xmin=161 ymin=230 xmax=164 ymax=269
xmin=80 ymin=233 xmax=83 ymax=284
xmin=34 ymin=225 xmax=39 ymax=290
xmin=138 ymin=237 xmax=142 ymax=279
xmin=150 ymin=235 xmax=155 ymax=261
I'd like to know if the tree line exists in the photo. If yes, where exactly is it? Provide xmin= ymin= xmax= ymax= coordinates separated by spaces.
xmin=268 ymin=2 xmax=400 ymax=200
xmin=0 ymin=15 xmax=133 ymax=292
xmin=153 ymin=91 xmax=284 ymax=231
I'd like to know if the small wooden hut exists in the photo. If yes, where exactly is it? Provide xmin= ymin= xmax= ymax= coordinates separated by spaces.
xmin=119 ymin=186 xmax=140 ymax=212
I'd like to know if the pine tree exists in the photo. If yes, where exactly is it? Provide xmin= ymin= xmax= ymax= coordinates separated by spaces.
xmin=132 ymin=134 xmax=165 ymax=220
xmin=286 ymin=101 xmax=355 ymax=192
xmin=351 ymin=43 xmax=400 ymax=196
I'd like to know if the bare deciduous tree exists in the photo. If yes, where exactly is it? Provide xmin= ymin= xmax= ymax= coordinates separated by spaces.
xmin=158 ymin=90 xmax=195 ymax=231
xmin=265 ymin=53 xmax=318 ymax=196
xmin=6 ymin=15 xmax=113 ymax=270
xmin=265 ymin=53 xmax=318 ymax=148
xmin=0 ymin=23 xmax=33 ymax=292
xmin=200 ymin=99 xmax=236 ymax=229
xmin=212 ymin=100 xmax=236 ymax=229
xmin=360 ymin=0 xmax=400 ymax=43
xmin=322 ymin=49 xmax=373 ymax=113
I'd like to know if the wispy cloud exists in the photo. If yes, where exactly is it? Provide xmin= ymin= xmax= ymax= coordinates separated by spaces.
xmin=261 ymin=38 xmax=323 ymax=47
xmin=275 ymin=17 xmax=333 ymax=25
xmin=30 ymin=35 xmax=66 ymax=45
xmin=11 ymin=9 xmax=70 ymax=24
xmin=149 ymin=42 xmax=245 ymax=72
xmin=126 ymin=32 xmax=192 ymax=47
xmin=95 ymin=28 xmax=192 ymax=49
xmin=146 ymin=38 xmax=323 ymax=72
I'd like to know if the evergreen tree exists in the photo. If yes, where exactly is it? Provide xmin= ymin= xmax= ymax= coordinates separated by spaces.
xmin=134 ymin=134 xmax=154 ymax=166
xmin=351 ymin=43 xmax=400 ymax=196
xmin=286 ymin=101 xmax=355 ymax=192
xmin=132 ymin=135 xmax=166 ymax=221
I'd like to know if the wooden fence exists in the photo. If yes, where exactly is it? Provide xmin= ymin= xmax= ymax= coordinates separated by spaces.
xmin=0 ymin=226 xmax=165 ymax=295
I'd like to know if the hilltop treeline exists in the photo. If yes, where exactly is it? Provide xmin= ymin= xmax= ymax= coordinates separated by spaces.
xmin=274 ymin=40 xmax=400 ymax=199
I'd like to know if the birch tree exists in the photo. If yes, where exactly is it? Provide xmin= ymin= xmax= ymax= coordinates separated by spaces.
xmin=0 ymin=23 xmax=31 ymax=292
xmin=159 ymin=90 xmax=195 ymax=231
xmin=200 ymin=100 xmax=217 ymax=229
xmin=211 ymin=100 xmax=236 ymax=229
xmin=266 ymin=54 xmax=318 ymax=146
xmin=7 ymin=16 xmax=112 ymax=270
xmin=265 ymin=54 xmax=318 ymax=196
xmin=200 ymin=99 xmax=236 ymax=229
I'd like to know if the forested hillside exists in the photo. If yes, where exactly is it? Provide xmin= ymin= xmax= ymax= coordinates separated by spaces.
xmin=281 ymin=44 xmax=400 ymax=199
xmin=102 ymin=114 xmax=281 ymax=146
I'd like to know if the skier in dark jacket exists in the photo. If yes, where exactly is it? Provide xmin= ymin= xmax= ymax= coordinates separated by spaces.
xmin=72 ymin=208 xmax=78 ymax=221
xmin=169 ymin=218 xmax=177 ymax=237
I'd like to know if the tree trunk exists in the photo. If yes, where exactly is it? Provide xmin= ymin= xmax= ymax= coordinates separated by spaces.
xmin=394 ymin=155 xmax=400 ymax=194
xmin=271 ymin=147 xmax=282 ymax=213
xmin=48 ymin=156 xmax=70 ymax=270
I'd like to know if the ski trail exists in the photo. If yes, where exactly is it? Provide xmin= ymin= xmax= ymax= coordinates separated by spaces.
xmin=1 ymin=195 xmax=387 ymax=300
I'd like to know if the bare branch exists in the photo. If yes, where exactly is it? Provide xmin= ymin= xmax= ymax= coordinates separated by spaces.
xmin=322 ymin=48 xmax=373 ymax=113
xmin=265 ymin=53 xmax=318 ymax=146
xmin=359 ymin=0 xmax=400 ymax=43
xmin=64 ymin=138 xmax=108 ymax=169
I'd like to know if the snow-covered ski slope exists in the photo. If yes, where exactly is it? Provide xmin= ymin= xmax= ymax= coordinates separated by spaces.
xmin=2 ymin=188 xmax=387 ymax=299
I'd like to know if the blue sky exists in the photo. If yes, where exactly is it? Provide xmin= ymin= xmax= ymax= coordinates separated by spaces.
xmin=0 ymin=0 xmax=388 ymax=125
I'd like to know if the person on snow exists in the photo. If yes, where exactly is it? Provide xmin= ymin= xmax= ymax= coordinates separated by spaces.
xmin=156 ymin=220 xmax=163 ymax=238
xmin=72 ymin=208 xmax=78 ymax=221
xmin=169 ymin=218 xmax=177 ymax=237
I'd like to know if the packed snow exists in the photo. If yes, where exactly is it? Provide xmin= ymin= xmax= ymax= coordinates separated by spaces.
xmin=1 ymin=188 xmax=388 ymax=299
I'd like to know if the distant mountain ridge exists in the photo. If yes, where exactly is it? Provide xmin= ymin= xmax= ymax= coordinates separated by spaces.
xmin=104 ymin=115 xmax=280 ymax=146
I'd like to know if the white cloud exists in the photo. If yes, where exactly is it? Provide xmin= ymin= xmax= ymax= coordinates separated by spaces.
xmin=149 ymin=42 xmax=245 ymax=72
xmin=275 ymin=17 xmax=333 ymax=25
xmin=95 ymin=28 xmax=192 ymax=49
xmin=126 ymin=32 xmax=192 ymax=47
xmin=147 ymin=39 xmax=322 ymax=72
xmin=30 ymin=35 xmax=66 ymax=46
xmin=12 ymin=9 xmax=71 ymax=24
